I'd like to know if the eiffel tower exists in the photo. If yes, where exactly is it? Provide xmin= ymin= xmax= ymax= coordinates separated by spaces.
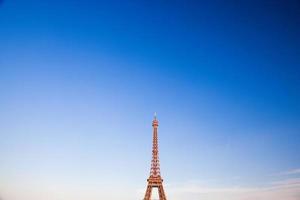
xmin=143 ymin=114 xmax=167 ymax=200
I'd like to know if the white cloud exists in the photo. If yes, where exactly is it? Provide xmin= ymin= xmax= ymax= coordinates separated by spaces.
xmin=271 ymin=177 xmax=300 ymax=186
xmin=281 ymin=168 xmax=300 ymax=176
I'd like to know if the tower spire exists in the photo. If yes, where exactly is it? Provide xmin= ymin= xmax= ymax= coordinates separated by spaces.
xmin=143 ymin=114 xmax=167 ymax=200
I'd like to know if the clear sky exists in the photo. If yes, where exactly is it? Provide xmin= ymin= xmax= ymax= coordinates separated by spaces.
xmin=0 ymin=0 xmax=299 ymax=200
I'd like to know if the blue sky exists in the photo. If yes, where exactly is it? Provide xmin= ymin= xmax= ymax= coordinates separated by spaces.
xmin=0 ymin=1 xmax=300 ymax=200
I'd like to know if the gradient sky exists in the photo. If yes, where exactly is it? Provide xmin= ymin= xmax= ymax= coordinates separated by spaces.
xmin=0 ymin=1 xmax=300 ymax=200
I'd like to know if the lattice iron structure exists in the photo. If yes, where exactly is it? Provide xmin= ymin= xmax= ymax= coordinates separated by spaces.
xmin=143 ymin=114 xmax=167 ymax=200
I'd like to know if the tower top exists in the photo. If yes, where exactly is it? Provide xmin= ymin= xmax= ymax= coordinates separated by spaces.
xmin=152 ymin=112 xmax=159 ymax=126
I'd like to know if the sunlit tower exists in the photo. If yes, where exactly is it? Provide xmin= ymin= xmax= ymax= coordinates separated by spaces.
xmin=143 ymin=114 xmax=167 ymax=200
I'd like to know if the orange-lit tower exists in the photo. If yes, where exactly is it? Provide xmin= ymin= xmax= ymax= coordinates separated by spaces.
xmin=143 ymin=114 xmax=167 ymax=200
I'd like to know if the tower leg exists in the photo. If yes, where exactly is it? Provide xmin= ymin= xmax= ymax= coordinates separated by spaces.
xmin=158 ymin=184 xmax=167 ymax=200
xmin=143 ymin=184 xmax=152 ymax=200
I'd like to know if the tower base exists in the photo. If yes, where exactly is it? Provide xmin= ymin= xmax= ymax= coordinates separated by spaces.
xmin=144 ymin=176 xmax=167 ymax=200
